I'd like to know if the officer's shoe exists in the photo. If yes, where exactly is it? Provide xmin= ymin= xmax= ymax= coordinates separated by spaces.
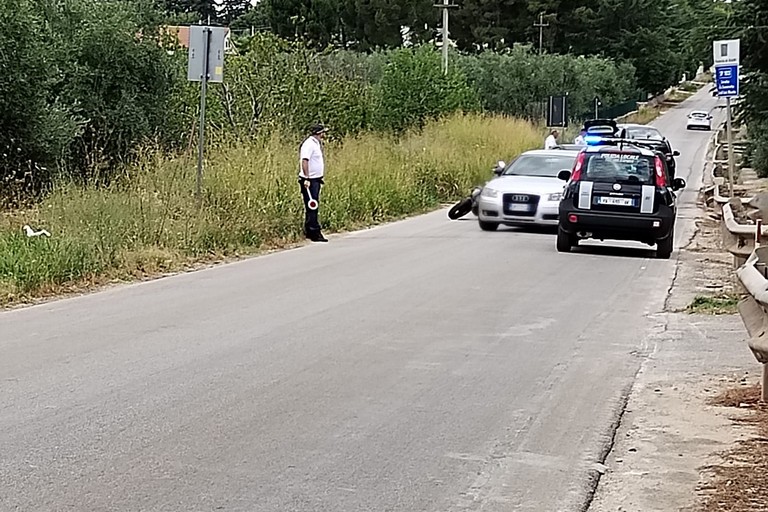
xmin=312 ymin=233 xmax=329 ymax=243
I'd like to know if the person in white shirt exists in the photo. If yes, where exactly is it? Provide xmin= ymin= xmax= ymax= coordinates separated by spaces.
xmin=298 ymin=124 xmax=329 ymax=242
xmin=574 ymin=129 xmax=586 ymax=145
xmin=544 ymin=129 xmax=559 ymax=149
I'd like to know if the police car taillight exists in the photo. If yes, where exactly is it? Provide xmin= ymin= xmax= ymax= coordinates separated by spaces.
xmin=654 ymin=155 xmax=667 ymax=187
xmin=571 ymin=152 xmax=586 ymax=181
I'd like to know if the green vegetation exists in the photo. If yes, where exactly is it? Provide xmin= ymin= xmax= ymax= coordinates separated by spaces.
xmin=687 ymin=294 xmax=741 ymax=315
xmin=735 ymin=0 xmax=768 ymax=178
xmin=0 ymin=114 xmax=540 ymax=304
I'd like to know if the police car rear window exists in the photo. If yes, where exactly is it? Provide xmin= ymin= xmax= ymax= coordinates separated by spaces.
xmin=583 ymin=153 xmax=655 ymax=185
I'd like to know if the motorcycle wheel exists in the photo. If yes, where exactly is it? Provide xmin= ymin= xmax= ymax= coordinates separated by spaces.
xmin=448 ymin=198 xmax=473 ymax=220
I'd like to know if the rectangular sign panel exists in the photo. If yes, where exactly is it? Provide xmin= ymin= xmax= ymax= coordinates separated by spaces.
xmin=715 ymin=64 xmax=739 ymax=98
xmin=187 ymin=25 xmax=228 ymax=83
xmin=713 ymin=39 xmax=740 ymax=67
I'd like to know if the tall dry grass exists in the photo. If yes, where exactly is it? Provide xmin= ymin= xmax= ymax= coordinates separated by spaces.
xmin=0 ymin=113 xmax=542 ymax=304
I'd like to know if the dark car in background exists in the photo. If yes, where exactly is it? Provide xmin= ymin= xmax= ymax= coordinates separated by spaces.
xmin=616 ymin=123 xmax=680 ymax=178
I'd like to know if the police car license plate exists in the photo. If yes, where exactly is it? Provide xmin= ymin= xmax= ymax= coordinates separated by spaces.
xmin=508 ymin=204 xmax=531 ymax=212
xmin=598 ymin=196 xmax=634 ymax=206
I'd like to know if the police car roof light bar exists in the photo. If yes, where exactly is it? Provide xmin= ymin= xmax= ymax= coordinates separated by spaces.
xmin=583 ymin=136 xmax=660 ymax=153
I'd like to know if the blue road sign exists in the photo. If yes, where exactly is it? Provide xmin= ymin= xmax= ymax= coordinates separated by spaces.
xmin=715 ymin=64 xmax=739 ymax=98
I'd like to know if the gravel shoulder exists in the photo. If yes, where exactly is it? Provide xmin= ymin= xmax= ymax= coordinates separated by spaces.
xmin=587 ymin=191 xmax=760 ymax=512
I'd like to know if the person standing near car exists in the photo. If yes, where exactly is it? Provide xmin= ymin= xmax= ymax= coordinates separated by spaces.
xmin=299 ymin=124 xmax=329 ymax=242
xmin=544 ymin=129 xmax=559 ymax=149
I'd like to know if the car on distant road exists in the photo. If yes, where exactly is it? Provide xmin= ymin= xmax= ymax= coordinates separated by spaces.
xmin=555 ymin=137 xmax=687 ymax=259
xmin=476 ymin=149 xmax=580 ymax=231
xmin=686 ymin=110 xmax=712 ymax=131
xmin=615 ymin=123 xmax=680 ymax=179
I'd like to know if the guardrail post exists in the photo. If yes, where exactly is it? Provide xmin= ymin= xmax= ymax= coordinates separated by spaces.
xmin=757 ymin=219 xmax=763 ymax=247
xmin=763 ymin=364 xmax=768 ymax=403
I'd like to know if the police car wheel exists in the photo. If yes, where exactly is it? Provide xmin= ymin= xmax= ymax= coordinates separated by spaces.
xmin=656 ymin=232 xmax=674 ymax=259
xmin=556 ymin=227 xmax=574 ymax=253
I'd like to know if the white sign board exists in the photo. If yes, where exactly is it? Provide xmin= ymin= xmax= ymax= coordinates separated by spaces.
xmin=187 ymin=25 xmax=228 ymax=83
xmin=713 ymin=39 xmax=740 ymax=67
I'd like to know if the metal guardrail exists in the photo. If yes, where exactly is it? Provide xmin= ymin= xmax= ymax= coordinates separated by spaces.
xmin=706 ymin=113 xmax=768 ymax=400
xmin=722 ymin=202 xmax=768 ymax=267
xmin=702 ymin=122 xmax=754 ymax=207
xmin=736 ymin=242 xmax=768 ymax=402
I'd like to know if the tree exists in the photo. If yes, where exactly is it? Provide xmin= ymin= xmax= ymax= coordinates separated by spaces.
xmin=450 ymin=0 xmax=532 ymax=52
xmin=0 ymin=0 xmax=81 ymax=197
xmin=552 ymin=0 xmax=680 ymax=95
xmin=734 ymin=0 xmax=768 ymax=175
xmin=160 ymin=0 xmax=217 ymax=22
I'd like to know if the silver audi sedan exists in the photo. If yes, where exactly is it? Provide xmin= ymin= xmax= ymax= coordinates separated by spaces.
xmin=476 ymin=149 xmax=581 ymax=231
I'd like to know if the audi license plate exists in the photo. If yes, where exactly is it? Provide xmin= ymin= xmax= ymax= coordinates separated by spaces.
xmin=597 ymin=196 xmax=634 ymax=207
xmin=508 ymin=204 xmax=531 ymax=212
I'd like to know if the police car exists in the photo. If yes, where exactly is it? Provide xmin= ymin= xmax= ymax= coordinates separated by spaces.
xmin=555 ymin=136 xmax=687 ymax=259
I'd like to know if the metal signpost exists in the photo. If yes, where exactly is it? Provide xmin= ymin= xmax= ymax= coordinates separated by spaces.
xmin=713 ymin=39 xmax=740 ymax=197
xmin=188 ymin=25 xmax=228 ymax=204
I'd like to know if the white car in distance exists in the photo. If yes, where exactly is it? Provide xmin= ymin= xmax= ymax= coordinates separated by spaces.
xmin=476 ymin=149 xmax=580 ymax=231
xmin=686 ymin=110 xmax=712 ymax=131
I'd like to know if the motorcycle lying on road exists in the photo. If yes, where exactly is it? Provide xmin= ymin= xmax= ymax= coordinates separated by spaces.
xmin=447 ymin=160 xmax=505 ymax=220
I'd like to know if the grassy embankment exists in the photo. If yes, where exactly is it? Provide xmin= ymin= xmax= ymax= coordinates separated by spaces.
xmin=0 ymin=114 xmax=542 ymax=306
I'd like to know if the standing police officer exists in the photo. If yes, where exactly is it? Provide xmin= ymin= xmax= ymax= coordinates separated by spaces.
xmin=299 ymin=124 xmax=329 ymax=242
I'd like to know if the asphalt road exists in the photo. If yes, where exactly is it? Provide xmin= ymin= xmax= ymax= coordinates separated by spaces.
xmin=0 ymin=87 xmax=724 ymax=512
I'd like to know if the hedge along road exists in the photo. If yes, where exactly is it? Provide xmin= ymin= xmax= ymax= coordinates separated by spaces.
xmin=0 ymin=86 xmax=722 ymax=512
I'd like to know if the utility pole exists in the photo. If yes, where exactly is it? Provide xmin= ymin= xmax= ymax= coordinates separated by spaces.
xmin=434 ymin=0 xmax=457 ymax=74
xmin=533 ymin=12 xmax=549 ymax=55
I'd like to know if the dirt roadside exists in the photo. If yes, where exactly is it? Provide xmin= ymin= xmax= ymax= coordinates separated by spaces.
xmin=586 ymin=195 xmax=764 ymax=511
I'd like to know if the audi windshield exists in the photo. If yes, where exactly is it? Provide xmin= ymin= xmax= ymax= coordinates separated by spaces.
xmin=503 ymin=154 xmax=577 ymax=178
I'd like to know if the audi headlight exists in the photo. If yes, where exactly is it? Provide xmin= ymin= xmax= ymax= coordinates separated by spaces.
xmin=547 ymin=193 xmax=563 ymax=201
xmin=482 ymin=188 xmax=499 ymax=198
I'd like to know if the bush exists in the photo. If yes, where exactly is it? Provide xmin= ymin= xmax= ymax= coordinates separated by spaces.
xmin=456 ymin=45 xmax=638 ymax=121
xmin=0 ymin=0 xmax=184 ymax=197
xmin=746 ymin=123 xmax=768 ymax=178
xmin=371 ymin=46 xmax=480 ymax=133
xmin=51 ymin=0 xmax=184 ymax=182
xmin=0 ymin=0 xmax=82 ymax=201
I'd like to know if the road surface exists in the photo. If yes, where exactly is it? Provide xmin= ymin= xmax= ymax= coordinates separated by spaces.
xmin=0 ymin=87 xmax=723 ymax=512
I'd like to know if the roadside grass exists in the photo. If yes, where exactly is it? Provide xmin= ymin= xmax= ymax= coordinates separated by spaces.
xmin=686 ymin=294 xmax=741 ymax=315
xmin=0 ymin=113 xmax=542 ymax=306
xmin=700 ymin=383 xmax=768 ymax=512
xmin=620 ymin=81 xmax=705 ymax=125
xmin=621 ymin=105 xmax=664 ymax=125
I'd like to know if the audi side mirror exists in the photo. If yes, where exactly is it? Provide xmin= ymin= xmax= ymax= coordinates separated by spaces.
xmin=558 ymin=169 xmax=572 ymax=181
xmin=672 ymin=177 xmax=686 ymax=191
